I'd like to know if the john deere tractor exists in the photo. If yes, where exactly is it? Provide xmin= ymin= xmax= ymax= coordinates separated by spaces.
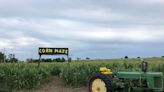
xmin=89 ymin=61 xmax=163 ymax=92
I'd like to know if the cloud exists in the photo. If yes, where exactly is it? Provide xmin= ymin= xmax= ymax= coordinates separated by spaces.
xmin=0 ymin=39 xmax=11 ymax=48
xmin=0 ymin=35 xmax=49 ymax=48
xmin=2 ymin=17 xmax=163 ymax=42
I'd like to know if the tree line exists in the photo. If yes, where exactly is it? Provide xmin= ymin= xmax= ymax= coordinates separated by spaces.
xmin=27 ymin=57 xmax=67 ymax=63
xmin=0 ymin=52 xmax=18 ymax=63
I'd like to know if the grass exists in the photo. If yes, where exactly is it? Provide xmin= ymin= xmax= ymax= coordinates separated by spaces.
xmin=0 ymin=57 xmax=164 ymax=91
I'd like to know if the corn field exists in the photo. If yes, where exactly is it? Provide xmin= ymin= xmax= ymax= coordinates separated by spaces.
xmin=0 ymin=57 xmax=164 ymax=91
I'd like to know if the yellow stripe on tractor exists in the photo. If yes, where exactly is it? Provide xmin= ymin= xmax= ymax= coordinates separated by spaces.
xmin=100 ymin=67 xmax=113 ymax=75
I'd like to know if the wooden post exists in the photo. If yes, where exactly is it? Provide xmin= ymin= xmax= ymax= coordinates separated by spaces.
xmin=38 ymin=54 xmax=41 ymax=68
xmin=67 ymin=55 xmax=69 ymax=62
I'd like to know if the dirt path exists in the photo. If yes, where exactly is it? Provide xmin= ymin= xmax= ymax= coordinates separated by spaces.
xmin=23 ymin=76 xmax=88 ymax=92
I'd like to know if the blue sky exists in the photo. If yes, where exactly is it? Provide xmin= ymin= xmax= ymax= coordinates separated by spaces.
xmin=0 ymin=0 xmax=164 ymax=60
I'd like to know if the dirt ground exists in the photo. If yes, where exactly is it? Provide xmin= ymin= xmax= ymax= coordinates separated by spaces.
xmin=22 ymin=76 xmax=88 ymax=92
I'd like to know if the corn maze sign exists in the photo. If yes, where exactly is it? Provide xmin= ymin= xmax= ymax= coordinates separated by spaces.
xmin=38 ymin=48 xmax=69 ymax=56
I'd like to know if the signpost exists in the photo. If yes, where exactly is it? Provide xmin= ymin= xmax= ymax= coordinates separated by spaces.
xmin=38 ymin=47 xmax=69 ymax=67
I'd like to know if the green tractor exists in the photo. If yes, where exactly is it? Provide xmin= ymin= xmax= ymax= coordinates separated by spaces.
xmin=89 ymin=61 xmax=163 ymax=92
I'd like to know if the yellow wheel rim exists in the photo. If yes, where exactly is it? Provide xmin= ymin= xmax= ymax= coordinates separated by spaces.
xmin=91 ymin=78 xmax=107 ymax=92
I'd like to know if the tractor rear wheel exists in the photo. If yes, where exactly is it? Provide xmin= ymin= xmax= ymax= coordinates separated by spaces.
xmin=89 ymin=73 xmax=113 ymax=92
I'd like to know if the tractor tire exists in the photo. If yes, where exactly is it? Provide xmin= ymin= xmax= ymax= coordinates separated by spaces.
xmin=88 ymin=73 xmax=113 ymax=92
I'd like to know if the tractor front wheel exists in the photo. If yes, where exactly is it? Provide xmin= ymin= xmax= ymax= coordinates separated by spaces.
xmin=89 ymin=73 xmax=113 ymax=92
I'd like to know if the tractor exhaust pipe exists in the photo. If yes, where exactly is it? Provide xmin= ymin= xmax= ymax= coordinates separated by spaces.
xmin=141 ymin=59 xmax=148 ymax=73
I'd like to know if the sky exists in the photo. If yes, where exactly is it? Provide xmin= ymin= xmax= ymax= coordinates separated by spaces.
xmin=0 ymin=0 xmax=164 ymax=60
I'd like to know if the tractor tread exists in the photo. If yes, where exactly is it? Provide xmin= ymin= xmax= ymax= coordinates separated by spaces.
xmin=88 ymin=73 xmax=113 ymax=92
